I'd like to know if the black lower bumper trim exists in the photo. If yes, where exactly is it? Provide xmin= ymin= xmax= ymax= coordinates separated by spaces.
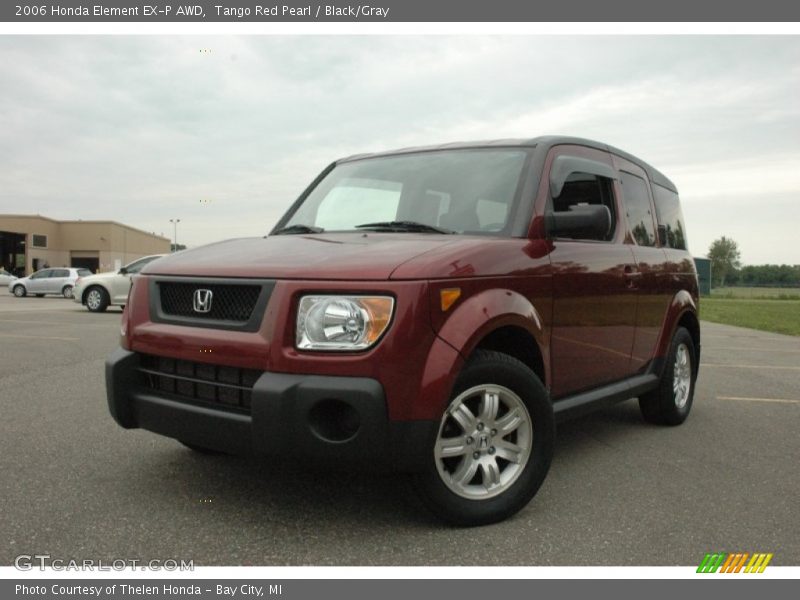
xmin=105 ymin=348 xmax=436 ymax=471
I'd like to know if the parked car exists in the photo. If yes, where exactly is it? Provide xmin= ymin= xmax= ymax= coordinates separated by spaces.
xmin=11 ymin=267 xmax=92 ymax=298
xmin=74 ymin=255 xmax=167 ymax=312
xmin=106 ymin=136 xmax=700 ymax=525
xmin=0 ymin=268 xmax=18 ymax=287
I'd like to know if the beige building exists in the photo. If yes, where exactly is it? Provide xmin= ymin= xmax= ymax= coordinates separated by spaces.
xmin=0 ymin=214 xmax=171 ymax=276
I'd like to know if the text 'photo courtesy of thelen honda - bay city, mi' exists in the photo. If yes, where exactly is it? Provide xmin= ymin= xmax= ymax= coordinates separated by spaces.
xmin=106 ymin=136 xmax=700 ymax=525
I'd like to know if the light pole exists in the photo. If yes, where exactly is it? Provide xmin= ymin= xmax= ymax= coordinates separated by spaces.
xmin=169 ymin=218 xmax=181 ymax=252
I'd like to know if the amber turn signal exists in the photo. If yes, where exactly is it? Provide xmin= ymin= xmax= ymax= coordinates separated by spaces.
xmin=440 ymin=288 xmax=461 ymax=312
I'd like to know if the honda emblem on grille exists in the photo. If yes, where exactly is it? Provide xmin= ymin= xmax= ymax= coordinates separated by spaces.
xmin=192 ymin=289 xmax=213 ymax=313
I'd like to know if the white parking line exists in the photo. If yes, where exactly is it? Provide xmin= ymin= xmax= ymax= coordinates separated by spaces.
xmin=718 ymin=396 xmax=799 ymax=404
xmin=703 ymin=347 xmax=800 ymax=353
xmin=0 ymin=332 xmax=79 ymax=342
xmin=0 ymin=318 xmax=113 ymax=328
xmin=701 ymin=364 xmax=800 ymax=370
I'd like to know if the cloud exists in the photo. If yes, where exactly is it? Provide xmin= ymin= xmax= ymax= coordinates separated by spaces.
xmin=0 ymin=35 xmax=799 ymax=264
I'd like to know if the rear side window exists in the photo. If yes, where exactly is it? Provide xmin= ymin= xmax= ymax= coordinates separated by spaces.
xmin=652 ymin=184 xmax=688 ymax=250
xmin=77 ymin=269 xmax=93 ymax=276
xmin=619 ymin=172 xmax=656 ymax=247
xmin=549 ymin=173 xmax=616 ymax=241
xmin=53 ymin=269 xmax=70 ymax=277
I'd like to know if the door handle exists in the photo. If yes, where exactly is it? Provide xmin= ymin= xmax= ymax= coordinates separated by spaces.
xmin=623 ymin=265 xmax=641 ymax=276
xmin=624 ymin=265 xmax=641 ymax=289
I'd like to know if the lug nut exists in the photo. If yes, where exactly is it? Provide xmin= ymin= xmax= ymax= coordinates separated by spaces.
xmin=466 ymin=436 xmax=474 ymax=444
xmin=488 ymin=447 xmax=496 ymax=455
xmin=490 ymin=429 xmax=497 ymax=436
xmin=477 ymin=423 xmax=484 ymax=431
xmin=472 ymin=452 xmax=480 ymax=459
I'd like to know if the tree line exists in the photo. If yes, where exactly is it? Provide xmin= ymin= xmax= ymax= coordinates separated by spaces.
xmin=708 ymin=236 xmax=800 ymax=287
xmin=726 ymin=264 xmax=800 ymax=287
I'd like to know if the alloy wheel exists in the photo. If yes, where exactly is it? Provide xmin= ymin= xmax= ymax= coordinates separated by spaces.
xmin=434 ymin=384 xmax=533 ymax=500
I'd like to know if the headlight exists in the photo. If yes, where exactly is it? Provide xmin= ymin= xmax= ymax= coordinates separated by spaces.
xmin=296 ymin=295 xmax=394 ymax=351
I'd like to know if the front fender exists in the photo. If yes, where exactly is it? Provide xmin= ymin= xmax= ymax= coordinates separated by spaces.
xmin=429 ymin=285 xmax=550 ymax=390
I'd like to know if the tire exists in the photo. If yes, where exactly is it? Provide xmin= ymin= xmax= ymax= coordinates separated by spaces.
xmin=413 ymin=350 xmax=555 ymax=526
xmin=639 ymin=326 xmax=697 ymax=426
xmin=179 ymin=440 xmax=227 ymax=455
xmin=85 ymin=286 xmax=110 ymax=313
xmin=62 ymin=285 xmax=74 ymax=299
xmin=12 ymin=285 xmax=26 ymax=298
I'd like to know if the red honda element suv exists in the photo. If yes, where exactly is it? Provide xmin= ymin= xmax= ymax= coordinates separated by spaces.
xmin=106 ymin=136 xmax=700 ymax=525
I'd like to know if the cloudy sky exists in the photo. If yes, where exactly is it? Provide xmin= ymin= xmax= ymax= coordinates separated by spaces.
xmin=1 ymin=35 xmax=798 ymax=264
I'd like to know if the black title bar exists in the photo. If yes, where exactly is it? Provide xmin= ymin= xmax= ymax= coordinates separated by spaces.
xmin=3 ymin=0 xmax=800 ymax=22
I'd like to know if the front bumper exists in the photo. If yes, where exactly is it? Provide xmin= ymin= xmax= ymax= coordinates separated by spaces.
xmin=105 ymin=347 xmax=436 ymax=471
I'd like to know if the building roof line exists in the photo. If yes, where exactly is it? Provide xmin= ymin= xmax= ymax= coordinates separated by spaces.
xmin=0 ymin=214 xmax=170 ymax=242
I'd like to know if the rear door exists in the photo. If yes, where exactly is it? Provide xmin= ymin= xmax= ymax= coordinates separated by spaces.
xmin=546 ymin=145 xmax=638 ymax=398
xmin=49 ymin=269 xmax=70 ymax=294
xmin=611 ymin=155 xmax=672 ymax=372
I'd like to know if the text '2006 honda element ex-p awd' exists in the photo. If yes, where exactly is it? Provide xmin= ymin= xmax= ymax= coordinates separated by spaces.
xmin=106 ymin=136 xmax=700 ymax=525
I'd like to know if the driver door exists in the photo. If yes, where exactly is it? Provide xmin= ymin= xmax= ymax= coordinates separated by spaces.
xmin=544 ymin=146 xmax=638 ymax=398
xmin=27 ymin=269 xmax=51 ymax=293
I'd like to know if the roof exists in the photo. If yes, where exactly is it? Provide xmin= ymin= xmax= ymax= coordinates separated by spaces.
xmin=0 ymin=214 xmax=170 ymax=241
xmin=338 ymin=135 xmax=677 ymax=193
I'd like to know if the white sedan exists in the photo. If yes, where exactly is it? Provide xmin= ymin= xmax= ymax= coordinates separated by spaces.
xmin=73 ymin=254 xmax=166 ymax=312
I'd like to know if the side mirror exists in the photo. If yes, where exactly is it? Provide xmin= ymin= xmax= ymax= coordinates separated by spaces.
xmin=119 ymin=267 xmax=128 ymax=275
xmin=545 ymin=205 xmax=612 ymax=241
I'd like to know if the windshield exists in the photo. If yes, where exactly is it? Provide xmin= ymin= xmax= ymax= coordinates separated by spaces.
xmin=281 ymin=149 xmax=529 ymax=235
xmin=124 ymin=255 xmax=159 ymax=274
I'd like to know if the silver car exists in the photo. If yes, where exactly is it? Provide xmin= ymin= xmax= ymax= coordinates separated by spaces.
xmin=10 ymin=267 xmax=92 ymax=299
xmin=73 ymin=254 xmax=166 ymax=312
xmin=0 ymin=268 xmax=18 ymax=287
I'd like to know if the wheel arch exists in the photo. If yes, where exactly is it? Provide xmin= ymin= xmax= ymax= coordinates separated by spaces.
xmin=433 ymin=288 xmax=550 ymax=389
xmin=654 ymin=290 xmax=701 ymax=374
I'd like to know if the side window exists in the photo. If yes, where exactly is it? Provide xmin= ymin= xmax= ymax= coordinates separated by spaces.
xmin=620 ymin=172 xmax=656 ymax=247
xmin=53 ymin=269 xmax=69 ymax=278
xmin=549 ymin=172 xmax=616 ymax=241
xmin=652 ymin=184 xmax=688 ymax=250
xmin=31 ymin=269 xmax=51 ymax=279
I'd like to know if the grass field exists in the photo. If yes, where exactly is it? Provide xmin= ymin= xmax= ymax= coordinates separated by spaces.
xmin=702 ymin=288 xmax=800 ymax=336
xmin=711 ymin=286 xmax=800 ymax=300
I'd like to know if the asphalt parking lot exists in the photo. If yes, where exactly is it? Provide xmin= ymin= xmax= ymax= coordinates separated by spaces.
xmin=1 ymin=293 xmax=798 ymax=566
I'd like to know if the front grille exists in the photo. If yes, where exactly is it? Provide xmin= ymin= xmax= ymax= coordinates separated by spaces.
xmin=158 ymin=281 xmax=261 ymax=322
xmin=138 ymin=354 xmax=261 ymax=413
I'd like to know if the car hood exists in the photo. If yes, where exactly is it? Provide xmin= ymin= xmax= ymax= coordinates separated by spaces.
xmin=142 ymin=234 xmax=463 ymax=281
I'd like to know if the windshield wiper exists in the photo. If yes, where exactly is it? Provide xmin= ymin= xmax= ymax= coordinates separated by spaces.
xmin=354 ymin=221 xmax=454 ymax=234
xmin=272 ymin=224 xmax=324 ymax=235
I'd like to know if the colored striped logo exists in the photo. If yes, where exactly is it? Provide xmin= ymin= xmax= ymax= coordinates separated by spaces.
xmin=697 ymin=552 xmax=773 ymax=573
